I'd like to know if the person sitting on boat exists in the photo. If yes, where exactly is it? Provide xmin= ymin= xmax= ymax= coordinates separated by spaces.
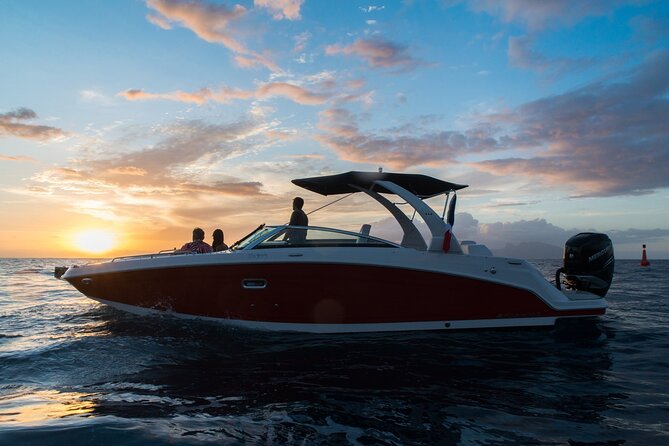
xmin=286 ymin=196 xmax=308 ymax=244
xmin=212 ymin=228 xmax=229 ymax=252
xmin=180 ymin=227 xmax=213 ymax=253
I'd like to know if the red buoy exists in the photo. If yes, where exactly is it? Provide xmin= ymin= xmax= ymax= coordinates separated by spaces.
xmin=640 ymin=244 xmax=650 ymax=267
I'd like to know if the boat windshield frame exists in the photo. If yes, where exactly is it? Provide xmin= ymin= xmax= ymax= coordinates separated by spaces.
xmin=233 ymin=225 xmax=401 ymax=250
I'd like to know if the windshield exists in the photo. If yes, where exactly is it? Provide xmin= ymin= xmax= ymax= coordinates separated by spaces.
xmin=232 ymin=226 xmax=277 ymax=250
xmin=253 ymin=226 xmax=397 ymax=249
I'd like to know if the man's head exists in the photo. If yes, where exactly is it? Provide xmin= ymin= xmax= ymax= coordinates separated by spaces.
xmin=293 ymin=197 xmax=304 ymax=210
xmin=192 ymin=227 xmax=205 ymax=241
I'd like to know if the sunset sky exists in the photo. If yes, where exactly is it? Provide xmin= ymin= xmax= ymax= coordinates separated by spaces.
xmin=1 ymin=0 xmax=668 ymax=258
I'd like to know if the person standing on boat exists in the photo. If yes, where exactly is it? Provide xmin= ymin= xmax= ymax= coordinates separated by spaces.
xmin=212 ymin=228 xmax=229 ymax=252
xmin=180 ymin=227 xmax=213 ymax=253
xmin=286 ymin=197 xmax=308 ymax=243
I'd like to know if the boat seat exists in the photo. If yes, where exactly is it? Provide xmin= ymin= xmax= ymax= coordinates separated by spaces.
xmin=357 ymin=224 xmax=371 ymax=244
xmin=460 ymin=240 xmax=492 ymax=256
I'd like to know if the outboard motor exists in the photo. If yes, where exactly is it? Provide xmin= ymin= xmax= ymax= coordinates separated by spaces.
xmin=556 ymin=233 xmax=614 ymax=297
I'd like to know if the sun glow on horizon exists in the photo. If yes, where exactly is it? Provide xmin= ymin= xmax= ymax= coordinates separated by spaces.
xmin=74 ymin=230 xmax=117 ymax=254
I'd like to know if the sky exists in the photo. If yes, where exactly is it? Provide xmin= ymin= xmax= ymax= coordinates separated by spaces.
xmin=1 ymin=0 xmax=668 ymax=259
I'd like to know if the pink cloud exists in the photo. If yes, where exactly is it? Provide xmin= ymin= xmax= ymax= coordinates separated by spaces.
xmin=145 ymin=0 xmax=279 ymax=71
xmin=146 ymin=0 xmax=246 ymax=50
xmin=256 ymin=82 xmax=329 ymax=105
xmin=119 ymin=82 xmax=328 ymax=106
xmin=325 ymin=37 xmax=423 ymax=71
xmin=0 ymin=108 xmax=66 ymax=140
xmin=254 ymin=0 xmax=304 ymax=20
xmin=119 ymin=86 xmax=254 ymax=105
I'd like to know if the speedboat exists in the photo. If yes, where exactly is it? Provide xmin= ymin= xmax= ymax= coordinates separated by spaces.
xmin=59 ymin=171 xmax=614 ymax=333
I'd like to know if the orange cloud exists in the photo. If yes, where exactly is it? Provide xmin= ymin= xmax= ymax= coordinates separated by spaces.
xmin=106 ymin=166 xmax=148 ymax=176
xmin=24 ymin=117 xmax=284 ymax=233
xmin=0 ymin=153 xmax=37 ymax=162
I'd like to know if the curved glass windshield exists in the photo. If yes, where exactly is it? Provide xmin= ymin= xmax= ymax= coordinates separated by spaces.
xmin=233 ymin=226 xmax=278 ymax=250
xmin=253 ymin=226 xmax=397 ymax=249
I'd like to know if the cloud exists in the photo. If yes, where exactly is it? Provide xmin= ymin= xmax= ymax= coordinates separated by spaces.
xmin=105 ymin=166 xmax=148 ymax=176
xmin=26 ymin=117 xmax=278 ymax=227
xmin=256 ymin=82 xmax=329 ymax=105
xmin=119 ymin=81 xmax=329 ymax=106
xmin=285 ymin=153 xmax=325 ymax=160
xmin=119 ymin=86 xmax=254 ymax=105
xmin=316 ymin=51 xmax=669 ymax=197
xmin=254 ymin=0 xmax=304 ymax=20
xmin=293 ymin=31 xmax=311 ymax=53
xmin=79 ymin=89 xmax=118 ymax=106
xmin=146 ymin=0 xmax=246 ymax=50
xmin=452 ymin=213 xmax=669 ymax=257
xmin=455 ymin=213 xmax=571 ymax=248
xmin=325 ymin=37 xmax=424 ymax=71
xmin=508 ymin=34 xmax=595 ymax=77
xmin=472 ymin=50 xmax=669 ymax=196
xmin=368 ymin=212 xmax=570 ymax=251
xmin=607 ymin=228 xmax=669 ymax=244
xmin=92 ymin=119 xmax=265 ymax=177
xmin=145 ymin=0 xmax=279 ymax=71
xmin=316 ymin=108 xmax=501 ymax=169
xmin=468 ymin=0 xmax=633 ymax=31
xmin=0 ymin=153 xmax=37 ymax=163
xmin=359 ymin=6 xmax=385 ymax=13
xmin=0 ymin=108 xmax=66 ymax=140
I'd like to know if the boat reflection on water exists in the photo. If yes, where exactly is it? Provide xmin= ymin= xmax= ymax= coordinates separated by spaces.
xmin=30 ymin=310 xmax=617 ymax=444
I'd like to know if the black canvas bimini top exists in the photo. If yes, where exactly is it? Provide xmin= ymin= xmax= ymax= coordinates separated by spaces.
xmin=292 ymin=171 xmax=467 ymax=198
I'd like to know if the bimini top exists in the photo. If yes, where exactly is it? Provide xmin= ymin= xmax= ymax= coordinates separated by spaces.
xmin=292 ymin=171 xmax=467 ymax=198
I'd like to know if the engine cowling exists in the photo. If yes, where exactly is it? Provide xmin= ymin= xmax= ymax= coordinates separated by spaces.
xmin=557 ymin=233 xmax=614 ymax=297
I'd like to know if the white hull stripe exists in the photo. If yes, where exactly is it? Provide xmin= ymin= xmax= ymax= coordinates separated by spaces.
xmin=90 ymin=298 xmax=578 ymax=333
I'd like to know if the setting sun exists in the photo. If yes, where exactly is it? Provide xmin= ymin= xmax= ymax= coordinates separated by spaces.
xmin=74 ymin=230 xmax=117 ymax=254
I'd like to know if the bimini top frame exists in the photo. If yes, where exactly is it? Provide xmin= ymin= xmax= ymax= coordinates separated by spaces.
xmin=292 ymin=171 xmax=467 ymax=253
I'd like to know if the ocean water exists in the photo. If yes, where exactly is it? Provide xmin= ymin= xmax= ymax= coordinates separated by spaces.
xmin=0 ymin=258 xmax=667 ymax=445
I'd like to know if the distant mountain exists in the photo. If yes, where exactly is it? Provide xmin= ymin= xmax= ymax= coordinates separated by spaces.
xmin=492 ymin=241 xmax=563 ymax=259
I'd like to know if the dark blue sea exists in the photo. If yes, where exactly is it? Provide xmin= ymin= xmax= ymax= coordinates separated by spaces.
xmin=1 ymin=258 xmax=667 ymax=445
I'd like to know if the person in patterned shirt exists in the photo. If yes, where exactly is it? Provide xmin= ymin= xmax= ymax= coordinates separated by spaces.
xmin=180 ymin=227 xmax=213 ymax=253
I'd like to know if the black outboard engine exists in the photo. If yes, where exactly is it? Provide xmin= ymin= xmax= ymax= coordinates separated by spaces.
xmin=556 ymin=233 xmax=614 ymax=297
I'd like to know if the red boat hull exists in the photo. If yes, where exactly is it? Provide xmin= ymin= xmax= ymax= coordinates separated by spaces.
xmin=66 ymin=262 xmax=604 ymax=325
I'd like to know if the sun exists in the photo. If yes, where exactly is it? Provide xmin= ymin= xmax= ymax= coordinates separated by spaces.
xmin=74 ymin=230 xmax=117 ymax=254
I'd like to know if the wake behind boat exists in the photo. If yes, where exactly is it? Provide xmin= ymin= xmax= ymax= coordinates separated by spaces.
xmin=59 ymin=171 xmax=614 ymax=333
